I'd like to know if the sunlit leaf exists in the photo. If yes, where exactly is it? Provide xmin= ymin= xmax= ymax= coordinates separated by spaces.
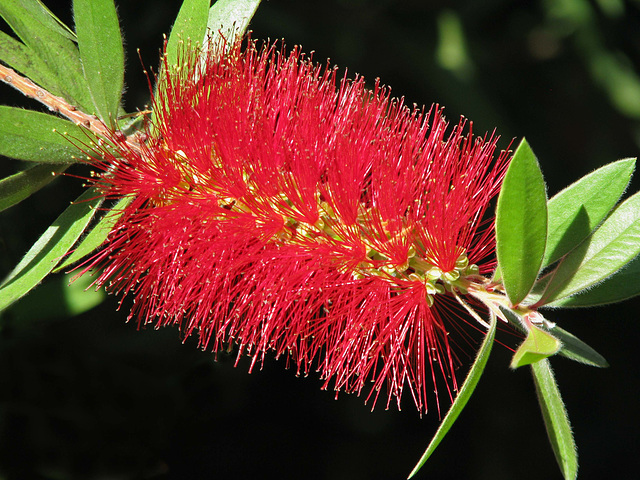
xmin=495 ymin=138 xmax=548 ymax=305
xmin=0 ymin=106 xmax=89 ymax=163
xmin=0 ymin=163 xmax=69 ymax=212
xmin=207 ymin=0 xmax=261 ymax=44
xmin=408 ymin=312 xmax=497 ymax=478
xmin=499 ymin=306 xmax=607 ymax=367
xmin=547 ymin=252 xmax=640 ymax=307
xmin=0 ymin=0 xmax=76 ymax=43
xmin=165 ymin=0 xmax=211 ymax=70
xmin=540 ymin=190 xmax=640 ymax=304
xmin=0 ymin=187 xmax=102 ymax=312
xmin=73 ymin=0 xmax=125 ymax=126
xmin=53 ymin=196 xmax=132 ymax=273
xmin=544 ymin=158 xmax=635 ymax=267
xmin=0 ymin=0 xmax=94 ymax=110
xmin=531 ymin=359 xmax=578 ymax=480
xmin=0 ymin=30 xmax=64 ymax=97
xmin=510 ymin=323 xmax=561 ymax=369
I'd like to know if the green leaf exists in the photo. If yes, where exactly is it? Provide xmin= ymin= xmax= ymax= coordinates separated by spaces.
xmin=547 ymin=325 xmax=609 ymax=367
xmin=548 ymin=253 xmax=640 ymax=307
xmin=53 ymin=195 xmax=132 ymax=273
xmin=73 ymin=0 xmax=125 ymax=126
xmin=510 ymin=323 xmax=562 ymax=369
xmin=6 ymin=271 xmax=106 ymax=321
xmin=495 ymin=138 xmax=548 ymax=305
xmin=0 ymin=0 xmax=76 ymax=43
xmin=499 ymin=307 xmax=607 ymax=367
xmin=0 ymin=163 xmax=69 ymax=212
xmin=207 ymin=0 xmax=262 ymax=43
xmin=531 ymin=359 xmax=578 ymax=480
xmin=166 ymin=0 xmax=211 ymax=70
xmin=0 ymin=30 xmax=65 ymax=97
xmin=539 ymin=190 xmax=640 ymax=304
xmin=544 ymin=158 xmax=635 ymax=267
xmin=408 ymin=312 xmax=497 ymax=479
xmin=0 ymin=0 xmax=94 ymax=111
xmin=0 ymin=187 xmax=103 ymax=312
xmin=0 ymin=106 xmax=89 ymax=163
xmin=491 ymin=265 xmax=502 ymax=282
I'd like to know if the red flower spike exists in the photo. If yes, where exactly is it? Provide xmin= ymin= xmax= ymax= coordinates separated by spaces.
xmin=86 ymin=39 xmax=511 ymax=414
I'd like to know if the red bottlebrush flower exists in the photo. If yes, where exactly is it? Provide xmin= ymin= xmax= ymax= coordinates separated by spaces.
xmin=86 ymin=39 xmax=510 ymax=414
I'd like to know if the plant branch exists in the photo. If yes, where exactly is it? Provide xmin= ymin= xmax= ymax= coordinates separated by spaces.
xmin=0 ymin=63 xmax=143 ymax=154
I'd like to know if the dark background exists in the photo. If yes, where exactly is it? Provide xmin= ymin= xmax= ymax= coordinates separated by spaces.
xmin=1 ymin=0 xmax=640 ymax=479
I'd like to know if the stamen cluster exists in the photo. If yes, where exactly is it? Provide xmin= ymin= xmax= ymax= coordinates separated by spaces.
xmin=88 ymin=39 xmax=510 ymax=413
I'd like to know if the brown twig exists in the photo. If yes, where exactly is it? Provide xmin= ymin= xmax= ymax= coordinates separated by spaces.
xmin=0 ymin=62 xmax=143 ymax=154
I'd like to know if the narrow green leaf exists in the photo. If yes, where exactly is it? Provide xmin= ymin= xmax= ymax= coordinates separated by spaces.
xmin=73 ymin=0 xmax=125 ymax=125
xmin=408 ymin=312 xmax=497 ymax=479
xmin=166 ymin=0 xmax=211 ymax=70
xmin=548 ymin=253 xmax=640 ymax=307
xmin=501 ymin=307 xmax=608 ymax=367
xmin=0 ymin=30 xmax=65 ymax=97
xmin=547 ymin=325 xmax=609 ymax=367
xmin=0 ymin=0 xmax=76 ymax=43
xmin=491 ymin=265 xmax=502 ymax=282
xmin=495 ymin=138 xmax=548 ymax=305
xmin=207 ymin=0 xmax=262 ymax=43
xmin=0 ymin=187 xmax=103 ymax=312
xmin=544 ymin=158 xmax=635 ymax=267
xmin=6 ymin=272 xmax=106 ymax=321
xmin=540 ymin=190 xmax=640 ymax=304
xmin=531 ymin=359 xmax=578 ymax=480
xmin=53 ymin=196 xmax=132 ymax=273
xmin=153 ymin=0 xmax=211 ymax=129
xmin=0 ymin=163 xmax=69 ymax=212
xmin=0 ymin=106 xmax=89 ymax=163
xmin=497 ymin=304 xmax=524 ymax=329
xmin=510 ymin=323 xmax=562 ymax=369
xmin=0 ymin=0 xmax=94 ymax=111
xmin=523 ymin=270 xmax=552 ymax=306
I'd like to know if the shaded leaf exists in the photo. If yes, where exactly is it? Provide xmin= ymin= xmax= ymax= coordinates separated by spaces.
xmin=495 ymin=138 xmax=548 ymax=305
xmin=540 ymin=190 xmax=640 ymax=304
xmin=544 ymin=158 xmax=635 ymax=267
xmin=6 ymin=271 xmax=106 ymax=321
xmin=531 ymin=359 xmax=578 ymax=480
xmin=547 ymin=325 xmax=609 ymax=367
xmin=408 ymin=312 xmax=497 ymax=478
xmin=54 ymin=196 xmax=132 ymax=273
xmin=0 ymin=163 xmax=69 ymax=212
xmin=0 ymin=106 xmax=89 ymax=162
xmin=523 ymin=270 xmax=552 ymax=305
xmin=73 ymin=0 xmax=125 ymax=125
xmin=0 ymin=187 xmax=103 ymax=312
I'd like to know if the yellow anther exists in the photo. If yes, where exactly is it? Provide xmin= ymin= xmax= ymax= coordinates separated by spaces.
xmin=426 ymin=267 xmax=442 ymax=281
xmin=455 ymin=254 xmax=469 ymax=269
xmin=466 ymin=264 xmax=480 ymax=275
xmin=443 ymin=270 xmax=460 ymax=282
xmin=425 ymin=294 xmax=435 ymax=307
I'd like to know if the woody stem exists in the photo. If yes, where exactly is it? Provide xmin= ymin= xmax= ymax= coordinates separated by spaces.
xmin=0 ymin=63 xmax=143 ymax=154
